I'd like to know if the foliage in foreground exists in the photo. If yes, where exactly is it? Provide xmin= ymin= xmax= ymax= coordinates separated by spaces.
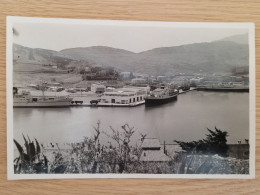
xmin=175 ymin=127 xmax=229 ymax=156
xmin=14 ymin=124 xmax=248 ymax=174
xmin=14 ymin=135 xmax=48 ymax=174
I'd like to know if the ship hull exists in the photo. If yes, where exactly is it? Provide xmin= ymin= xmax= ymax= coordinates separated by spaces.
xmin=13 ymin=99 xmax=73 ymax=108
xmin=145 ymin=95 xmax=177 ymax=106
xmin=197 ymin=87 xmax=249 ymax=92
xmin=13 ymin=102 xmax=72 ymax=108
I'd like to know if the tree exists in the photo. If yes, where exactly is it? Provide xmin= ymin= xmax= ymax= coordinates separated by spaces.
xmin=129 ymin=72 xmax=134 ymax=80
xmin=102 ymin=123 xmax=135 ymax=173
xmin=175 ymin=127 xmax=229 ymax=156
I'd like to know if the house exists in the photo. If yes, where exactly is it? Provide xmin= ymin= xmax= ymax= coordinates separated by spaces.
xmin=139 ymin=138 xmax=170 ymax=162
xmin=157 ymin=76 xmax=168 ymax=82
xmin=131 ymin=78 xmax=147 ymax=85
xmin=27 ymin=84 xmax=38 ymax=89
xmin=84 ymin=66 xmax=91 ymax=73
xmin=51 ymin=65 xmax=58 ymax=69
xmin=120 ymin=72 xmax=131 ymax=79
xmin=91 ymin=84 xmax=106 ymax=93
xmin=51 ymin=83 xmax=62 ymax=87
xmin=227 ymin=143 xmax=249 ymax=159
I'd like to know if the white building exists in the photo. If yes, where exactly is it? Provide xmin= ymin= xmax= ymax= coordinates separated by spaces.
xmin=120 ymin=72 xmax=131 ymax=79
xmin=91 ymin=84 xmax=106 ymax=93
xmin=125 ymin=86 xmax=150 ymax=94
xmin=131 ymin=78 xmax=147 ymax=85
xmin=27 ymin=84 xmax=38 ymax=89
xmin=157 ymin=76 xmax=168 ymax=82
xmin=84 ymin=66 xmax=91 ymax=73
xmin=190 ymin=78 xmax=202 ymax=86
xmin=101 ymin=87 xmax=147 ymax=104
xmin=51 ymin=65 xmax=58 ymax=69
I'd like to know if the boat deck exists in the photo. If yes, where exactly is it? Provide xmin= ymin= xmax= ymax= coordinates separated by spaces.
xmin=70 ymin=100 xmax=145 ymax=107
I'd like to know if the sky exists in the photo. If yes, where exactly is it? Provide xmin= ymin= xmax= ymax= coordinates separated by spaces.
xmin=13 ymin=21 xmax=249 ymax=53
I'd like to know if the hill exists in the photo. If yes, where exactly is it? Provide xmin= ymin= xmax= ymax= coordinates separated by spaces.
xmin=60 ymin=41 xmax=249 ymax=75
xmin=13 ymin=43 xmax=73 ymax=65
xmin=216 ymin=34 xmax=248 ymax=45
xmin=13 ymin=34 xmax=249 ymax=76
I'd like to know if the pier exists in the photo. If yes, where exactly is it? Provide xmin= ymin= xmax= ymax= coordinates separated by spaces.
xmin=71 ymin=100 xmax=145 ymax=107
xmin=178 ymin=87 xmax=197 ymax=94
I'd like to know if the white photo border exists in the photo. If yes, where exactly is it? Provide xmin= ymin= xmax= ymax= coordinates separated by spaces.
xmin=6 ymin=16 xmax=256 ymax=180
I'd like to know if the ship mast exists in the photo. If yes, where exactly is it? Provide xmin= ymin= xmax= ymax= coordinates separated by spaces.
xmin=39 ymin=81 xmax=48 ymax=98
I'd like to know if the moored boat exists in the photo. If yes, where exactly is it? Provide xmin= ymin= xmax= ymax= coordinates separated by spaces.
xmin=197 ymin=84 xmax=249 ymax=92
xmin=180 ymin=81 xmax=190 ymax=91
xmin=145 ymin=85 xmax=178 ymax=106
xmin=13 ymin=87 xmax=73 ymax=107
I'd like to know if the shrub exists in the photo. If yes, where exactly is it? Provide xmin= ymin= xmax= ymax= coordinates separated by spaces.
xmin=14 ymin=135 xmax=48 ymax=174
xmin=175 ymin=127 xmax=229 ymax=156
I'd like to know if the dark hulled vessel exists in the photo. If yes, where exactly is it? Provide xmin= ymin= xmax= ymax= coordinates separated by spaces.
xmin=145 ymin=85 xmax=178 ymax=106
xmin=197 ymin=84 xmax=249 ymax=92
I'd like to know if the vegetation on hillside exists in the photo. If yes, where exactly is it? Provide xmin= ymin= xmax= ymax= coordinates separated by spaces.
xmin=13 ymin=123 xmax=248 ymax=174
xmin=175 ymin=127 xmax=229 ymax=157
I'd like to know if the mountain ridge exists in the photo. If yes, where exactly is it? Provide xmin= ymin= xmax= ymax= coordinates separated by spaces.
xmin=13 ymin=34 xmax=249 ymax=75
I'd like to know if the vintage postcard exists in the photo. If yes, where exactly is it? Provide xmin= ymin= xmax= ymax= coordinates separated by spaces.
xmin=6 ymin=16 xmax=255 ymax=179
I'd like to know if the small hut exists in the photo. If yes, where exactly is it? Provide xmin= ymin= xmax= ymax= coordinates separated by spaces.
xmin=140 ymin=138 xmax=170 ymax=162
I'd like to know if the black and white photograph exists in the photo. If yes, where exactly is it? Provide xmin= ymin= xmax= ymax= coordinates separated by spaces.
xmin=6 ymin=17 xmax=255 ymax=179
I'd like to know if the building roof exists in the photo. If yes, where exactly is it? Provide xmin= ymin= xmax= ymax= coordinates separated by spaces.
xmin=139 ymin=150 xmax=170 ymax=162
xmin=132 ymin=78 xmax=146 ymax=81
xmin=103 ymin=87 xmax=145 ymax=96
xmin=141 ymin=138 xmax=161 ymax=149
xmin=104 ymin=91 xmax=135 ymax=96
xmin=120 ymin=72 xmax=131 ymax=75
xmin=120 ymin=87 xmax=143 ymax=92
xmin=91 ymin=84 xmax=105 ymax=87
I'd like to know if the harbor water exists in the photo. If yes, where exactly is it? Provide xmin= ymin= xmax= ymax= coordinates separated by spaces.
xmin=13 ymin=91 xmax=249 ymax=145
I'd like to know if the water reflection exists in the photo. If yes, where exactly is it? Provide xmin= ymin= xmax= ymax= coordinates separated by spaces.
xmin=13 ymin=91 xmax=249 ymax=145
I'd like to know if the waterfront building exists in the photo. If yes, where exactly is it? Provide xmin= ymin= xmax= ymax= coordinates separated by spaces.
xmin=190 ymin=78 xmax=202 ymax=86
xmin=233 ymin=67 xmax=248 ymax=75
xmin=91 ymin=84 xmax=106 ymax=93
xmin=131 ymin=78 xmax=147 ymax=85
xmin=105 ymin=87 xmax=115 ymax=92
xmin=234 ymin=76 xmax=244 ymax=82
xmin=27 ymin=84 xmax=38 ymax=89
xmin=101 ymin=87 xmax=147 ymax=104
xmin=84 ymin=66 xmax=91 ymax=73
xmin=135 ymin=74 xmax=149 ymax=80
xmin=48 ymin=86 xmax=64 ymax=92
xmin=157 ymin=76 xmax=168 ymax=82
xmin=51 ymin=83 xmax=62 ymax=87
xmin=124 ymin=86 xmax=150 ymax=94
xmin=243 ymin=76 xmax=249 ymax=84
xmin=120 ymin=72 xmax=131 ymax=79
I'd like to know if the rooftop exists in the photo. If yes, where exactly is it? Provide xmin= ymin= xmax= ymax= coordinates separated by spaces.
xmin=141 ymin=138 xmax=161 ymax=149
xmin=104 ymin=87 xmax=145 ymax=96
xmin=139 ymin=150 xmax=170 ymax=162
xmin=91 ymin=83 xmax=106 ymax=87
